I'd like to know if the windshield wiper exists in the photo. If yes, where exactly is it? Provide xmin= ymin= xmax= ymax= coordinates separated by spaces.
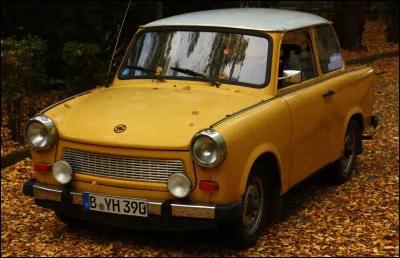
xmin=170 ymin=67 xmax=221 ymax=87
xmin=126 ymin=65 xmax=166 ymax=82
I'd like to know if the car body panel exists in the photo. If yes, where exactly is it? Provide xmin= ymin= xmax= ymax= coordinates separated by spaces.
xmin=44 ymin=81 xmax=264 ymax=150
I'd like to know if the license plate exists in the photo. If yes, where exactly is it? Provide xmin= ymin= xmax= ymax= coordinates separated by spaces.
xmin=82 ymin=193 xmax=148 ymax=217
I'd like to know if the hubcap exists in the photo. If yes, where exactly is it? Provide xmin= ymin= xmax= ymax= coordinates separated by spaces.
xmin=341 ymin=128 xmax=356 ymax=175
xmin=243 ymin=177 xmax=264 ymax=235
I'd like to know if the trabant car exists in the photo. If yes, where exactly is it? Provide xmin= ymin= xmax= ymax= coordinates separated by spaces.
xmin=23 ymin=8 xmax=379 ymax=248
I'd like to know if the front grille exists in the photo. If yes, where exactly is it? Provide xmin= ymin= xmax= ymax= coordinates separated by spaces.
xmin=63 ymin=149 xmax=184 ymax=183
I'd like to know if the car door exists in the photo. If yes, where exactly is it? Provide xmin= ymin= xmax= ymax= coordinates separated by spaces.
xmin=278 ymin=29 xmax=334 ymax=186
xmin=313 ymin=25 xmax=347 ymax=161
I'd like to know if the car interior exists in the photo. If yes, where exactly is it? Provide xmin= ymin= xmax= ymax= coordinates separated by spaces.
xmin=278 ymin=31 xmax=317 ymax=89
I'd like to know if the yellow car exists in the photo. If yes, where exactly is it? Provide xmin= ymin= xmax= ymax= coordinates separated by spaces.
xmin=23 ymin=8 xmax=379 ymax=248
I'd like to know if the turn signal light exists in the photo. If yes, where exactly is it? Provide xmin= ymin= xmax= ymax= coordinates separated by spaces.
xmin=34 ymin=162 xmax=51 ymax=173
xmin=199 ymin=180 xmax=219 ymax=191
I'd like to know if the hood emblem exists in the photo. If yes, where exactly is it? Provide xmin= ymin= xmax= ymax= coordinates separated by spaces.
xmin=114 ymin=124 xmax=127 ymax=133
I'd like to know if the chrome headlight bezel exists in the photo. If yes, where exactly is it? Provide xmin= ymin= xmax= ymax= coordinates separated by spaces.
xmin=24 ymin=114 xmax=58 ymax=151
xmin=190 ymin=129 xmax=227 ymax=168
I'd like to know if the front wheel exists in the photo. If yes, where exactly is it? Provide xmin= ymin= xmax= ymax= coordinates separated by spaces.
xmin=220 ymin=162 xmax=269 ymax=249
xmin=329 ymin=120 xmax=360 ymax=184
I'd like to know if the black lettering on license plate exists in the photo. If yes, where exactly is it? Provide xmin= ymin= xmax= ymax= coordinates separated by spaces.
xmin=83 ymin=193 xmax=148 ymax=217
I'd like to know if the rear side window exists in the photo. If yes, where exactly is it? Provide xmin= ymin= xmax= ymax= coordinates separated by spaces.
xmin=314 ymin=25 xmax=343 ymax=74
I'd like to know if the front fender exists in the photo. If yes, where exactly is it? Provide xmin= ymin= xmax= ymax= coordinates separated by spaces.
xmin=207 ymin=97 xmax=292 ymax=203
xmin=239 ymin=143 xmax=286 ymax=197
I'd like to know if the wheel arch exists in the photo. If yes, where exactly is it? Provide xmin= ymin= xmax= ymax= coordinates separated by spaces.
xmin=343 ymin=108 xmax=364 ymax=154
xmin=253 ymin=152 xmax=282 ymax=198
xmin=239 ymin=145 xmax=284 ymax=200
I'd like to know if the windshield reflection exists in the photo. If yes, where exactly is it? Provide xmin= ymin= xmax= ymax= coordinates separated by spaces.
xmin=121 ymin=30 xmax=270 ymax=87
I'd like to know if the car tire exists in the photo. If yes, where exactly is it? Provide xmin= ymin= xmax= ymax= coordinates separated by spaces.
xmin=329 ymin=120 xmax=360 ymax=184
xmin=55 ymin=212 xmax=84 ymax=227
xmin=220 ymin=162 xmax=270 ymax=249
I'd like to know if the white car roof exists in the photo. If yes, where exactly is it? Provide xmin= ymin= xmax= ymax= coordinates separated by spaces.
xmin=142 ymin=8 xmax=331 ymax=32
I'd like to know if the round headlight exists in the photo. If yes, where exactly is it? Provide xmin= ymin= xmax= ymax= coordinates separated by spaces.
xmin=52 ymin=160 xmax=73 ymax=184
xmin=190 ymin=129 xmax=226 ymax=168
xmin=25 ymin=115 xmax=57 ymax=151
xmin=167 ymin=173 xmax=191 ymax=198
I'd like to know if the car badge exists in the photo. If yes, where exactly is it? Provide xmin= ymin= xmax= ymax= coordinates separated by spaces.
xmin=114 ymin=124 xmax=127 ymax=133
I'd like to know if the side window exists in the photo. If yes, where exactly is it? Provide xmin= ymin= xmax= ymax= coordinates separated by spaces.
xmin=279 ymin=30 xmax=317 ymax=89
xmin=314 ymin=25 xmax=343 ymax=74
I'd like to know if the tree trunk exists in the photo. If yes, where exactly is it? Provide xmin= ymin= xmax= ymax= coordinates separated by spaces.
xmin=333 ymin=1 xmax=366 ymax=50
xmin=387 ymin=1 xmax=399 ymax=43
xmin=155 ymin=1 xmax=163 ymax=20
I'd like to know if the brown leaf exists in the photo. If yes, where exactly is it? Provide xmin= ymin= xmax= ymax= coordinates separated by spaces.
xmin=64 ymin=103 xmax=71 ymax=109
xmin=156 ymin=66 xmax=163 ymax=76
xmin=189 ymin=122 xmax=195 ymax=126
xmin=223 ymin=49 xmax=230 ymax=55
xmin=183 ymin=86 xmax=191 ymax=90
xmin=219 ymin=72 xmax=227 ymax=80
xmin=192 ymin=111 xmax=199 ymax=115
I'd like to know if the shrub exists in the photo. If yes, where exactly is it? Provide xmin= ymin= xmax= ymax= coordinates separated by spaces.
xmin=62 ymin=41 xmax=110 ymax=94
xmin=1 ymin=35 xmax=48 ymax=143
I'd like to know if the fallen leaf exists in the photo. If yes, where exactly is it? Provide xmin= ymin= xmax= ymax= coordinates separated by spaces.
xmin=64 ymin=103 xmax=71 ymax=109
xmin=219 ymin=72 xmax=227 ymax=80
xmin=183 ymin=86 xmax=191 ymax=90
xmin=192 ymin=111 xmax=199 ymax=115
xmin=156 ymin=66 xmax=163 ymax=75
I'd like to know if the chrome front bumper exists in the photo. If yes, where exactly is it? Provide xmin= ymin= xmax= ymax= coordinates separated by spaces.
xmin=23 ymin=179 xmax=243 ymax=220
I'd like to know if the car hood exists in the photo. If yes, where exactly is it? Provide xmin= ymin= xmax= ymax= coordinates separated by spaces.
xmin=44 ymin=85 xmax=262 ymax=150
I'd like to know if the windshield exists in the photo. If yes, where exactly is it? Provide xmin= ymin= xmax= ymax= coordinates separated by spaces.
xmin=119 ymin=28 xmax=271 ymax=88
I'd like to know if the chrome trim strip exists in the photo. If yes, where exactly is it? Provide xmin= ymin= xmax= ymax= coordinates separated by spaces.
xmin=171 ymin=203 xmax=215 ymax=219
xmin=38 ymin=89 xmax=93 ymax=115
xmin=30 ymin=182 xmax=216 ymax=219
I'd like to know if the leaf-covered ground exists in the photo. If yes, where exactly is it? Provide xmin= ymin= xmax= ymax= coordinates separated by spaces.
xmin=341 ymin=19 xmax=399 ymax=60
xmin=1 ymin=56 xmax=398 ymax=256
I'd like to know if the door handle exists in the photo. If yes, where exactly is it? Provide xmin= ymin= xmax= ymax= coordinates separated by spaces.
xmin=323 ymin=89 xmax=335 ymax=98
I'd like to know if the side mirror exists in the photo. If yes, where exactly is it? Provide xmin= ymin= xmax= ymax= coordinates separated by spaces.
xmin=112 ymin=56 xmax=123 ymax=68
xmin=278 ymin=70 xmax=302 ymax=84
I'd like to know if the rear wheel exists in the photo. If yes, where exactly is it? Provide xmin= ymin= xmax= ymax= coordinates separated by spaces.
xmin=220 ymin=162 xmax=269 ymax=249
xmin=329 ymin=120 xmax=360 ymax=184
